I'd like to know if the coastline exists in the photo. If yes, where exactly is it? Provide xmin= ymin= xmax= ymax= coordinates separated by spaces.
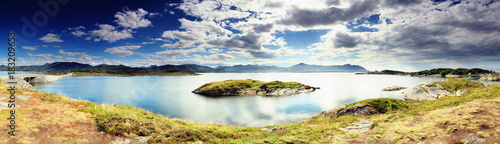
xmin=1 ymin=78 xmax=499 ymax=143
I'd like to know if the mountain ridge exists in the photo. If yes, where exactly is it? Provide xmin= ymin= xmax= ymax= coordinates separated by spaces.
xmin=0 ymin=62 xmax=369 ymax=73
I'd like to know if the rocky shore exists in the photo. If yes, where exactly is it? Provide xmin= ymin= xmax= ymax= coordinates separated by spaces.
xmin=381 ymin=86 xmax=406 ymax=91
xmin=0 ymin=73 xmax=72 ymax=88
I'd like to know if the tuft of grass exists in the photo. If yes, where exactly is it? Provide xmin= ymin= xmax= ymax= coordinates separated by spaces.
xmin=427 ymin=78 xmax=484 ymax=93
xmin=195 ymin=79 xmax=306 ymax=92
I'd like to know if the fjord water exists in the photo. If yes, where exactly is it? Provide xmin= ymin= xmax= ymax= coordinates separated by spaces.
xmin=32 ymin=73 xmax=448 ymax=127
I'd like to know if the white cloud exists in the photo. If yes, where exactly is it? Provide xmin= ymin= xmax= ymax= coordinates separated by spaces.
xmin=57 ymin=49 xmax=77 ymax=56
xmin=26 ymin=52 xmax=54 ymax=59
xmin=22 ymin=46 xmax=38 ymax=51
xmin=104 ymin=45 xmax=142 ymax=57
xmin=39 ymin=33 xmax=63 ymax=43
xmin=90 ymin=24 xmax=133 ymax=43
xmin=114 ymin=8 xmax=152 ymax=29
xmin=71 ymin=30 xmax=86 ymax=37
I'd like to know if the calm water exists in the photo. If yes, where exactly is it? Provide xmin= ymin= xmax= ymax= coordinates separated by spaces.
xmin=29 ymin=73 xmax=459 ymax=127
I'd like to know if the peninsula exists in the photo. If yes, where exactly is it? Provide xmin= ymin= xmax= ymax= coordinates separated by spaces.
xmin=192 ymin=79 xmax=319 ymax=96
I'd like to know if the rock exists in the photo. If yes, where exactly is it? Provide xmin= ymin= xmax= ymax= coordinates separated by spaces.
xmin=479 ymin=76 xmax=500 ymax=81
xmin=462 ymin=133 xmax=486 ymax=144
xmin=340 ymin=118 xmax=372 ymax=132
xmin=320 ymin=103 xmax=378 ymax=119
xmin=381 ymin=86 xmax=407 ymax=91
xmin=0 ymin=74 xmax=71 ymax=88
xmin=402 ymin=82 xmax=463 ymax=102
xmin=109 ymin=136 xmax=149 ymax=144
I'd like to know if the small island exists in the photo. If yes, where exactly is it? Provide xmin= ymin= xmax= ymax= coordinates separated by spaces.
xmin=41 ymin=69 xmax=199 ymax=76
xmin=192 ymin=79 xmax=319 ymax=96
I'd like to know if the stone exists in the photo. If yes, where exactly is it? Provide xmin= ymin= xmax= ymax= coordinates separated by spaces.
xmin=462 ymin=133 xmax=486 ymax=144
xmin=381 ymin=86 xmax=407 ymax=91
xmin=340 ymin=118 xmax=372 ymax=132
xmin=402 ymin=82 xmax=463 ymax=102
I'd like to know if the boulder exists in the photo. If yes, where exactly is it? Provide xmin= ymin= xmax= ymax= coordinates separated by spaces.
xmin=381 ymin=86 xmax=407 ymax=91
xmin=479 ymin=76 xmax=500 ymax=81
xmin=402 ymin=82 xmax=464 ymax=102
xmin=320 ymin=103 xmax=378 ymax=119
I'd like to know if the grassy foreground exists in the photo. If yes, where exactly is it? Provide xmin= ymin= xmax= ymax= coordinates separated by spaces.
xmin=0 ymin=78 xmax=499 ymax=143
xmin=195 ymin=79 xmax=304 ymax=92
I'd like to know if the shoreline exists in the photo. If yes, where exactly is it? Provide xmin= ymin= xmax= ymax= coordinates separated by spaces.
xmin=1 ymin=78 xmax=499 ymax=143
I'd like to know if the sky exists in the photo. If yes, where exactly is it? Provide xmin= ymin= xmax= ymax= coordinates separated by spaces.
xmin=1 ymin=0 xmax=500 ymax=71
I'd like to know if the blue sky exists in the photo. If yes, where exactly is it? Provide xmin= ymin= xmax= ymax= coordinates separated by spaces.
xmin=1 ymin=0 xmax=500 ymax=71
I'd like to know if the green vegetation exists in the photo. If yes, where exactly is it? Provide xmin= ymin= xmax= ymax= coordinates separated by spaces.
xmin=1 ymin=78 xmax=499 ymax=143
xmin=195 ymin=79 xmax=305 ymax=92
xmin=427 ymin=78 xmax=484 ymax=93
xmin=410 ymin=68 xmax=494 ymax=76
xmin=42 ymin=69 xmax=198 ymax=76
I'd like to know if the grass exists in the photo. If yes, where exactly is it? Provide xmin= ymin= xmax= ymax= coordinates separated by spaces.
xmin=195 ymin=79 xmax=306 ymax=92
xmin=1 ymin=78 xmax=499 ymax=143
xmin=427 ymin=78 xmax=485 ymax=93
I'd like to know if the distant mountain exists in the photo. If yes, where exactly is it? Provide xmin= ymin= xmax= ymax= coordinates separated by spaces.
xmin=284 ymin=63 xmax=368 ymax=72
xmin=216 ymin=65 xmax=284 ymax=72
xmin=1 ymin=62 xmax=368 ymax=73
xmin=0 ymin=62 xmax=224 ymax=73
xmin=216 ymin=63 xmax=368 ymax=72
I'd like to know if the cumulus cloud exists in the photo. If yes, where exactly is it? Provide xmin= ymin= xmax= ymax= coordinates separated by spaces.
xmin=22 ymin=46 xmax=38 ymax=51
xmin=334 ymin=33 xmax=359 ymax=48
xmin=155 ymin=47 xmax=205 ymax=59
xmin=104 ymin=45 xmax=142 ymax=57
xmin=90 ymin=24 xmax=133 ymax=43
xmin=71 ymin=30 xmax=86 ymax=37
xmin=161 ymin=18 xmax=233 ymax=48
xmin=39 ymin=33 xmax=63 ymax=42
xmin=57 ymin=49 xmax=77 ymax=56
xmin=114 ymin=8 xmax=152 ymax=29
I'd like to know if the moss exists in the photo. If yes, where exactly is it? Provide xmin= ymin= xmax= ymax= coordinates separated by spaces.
xmin=195 ymin=79 xmax=306 ymax=92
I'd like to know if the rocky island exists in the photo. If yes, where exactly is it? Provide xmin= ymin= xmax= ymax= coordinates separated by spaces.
xmin=192 ymin=79 xmax=319 ymax=96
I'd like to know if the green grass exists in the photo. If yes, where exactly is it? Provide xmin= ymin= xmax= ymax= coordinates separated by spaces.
xmin=195 ymin=79 xmax=306 ymax=92
xmin=324 ymin=98 xmax=412 ymax=116
xmin=426 ymin=78 xmax=484 ymax=93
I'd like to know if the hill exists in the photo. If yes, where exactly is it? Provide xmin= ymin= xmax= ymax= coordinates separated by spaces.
xmin=0 ymin=62 xmax=368 ymax=73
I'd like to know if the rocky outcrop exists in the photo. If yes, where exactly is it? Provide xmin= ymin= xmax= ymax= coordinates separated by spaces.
xmin=479 ymin=76 xmax=500 ymax=81
xmin=192 ymin=85 xmax=319 ymax=96
xmin=402 ymin=82 xmax=464 ymax=102
xmin=0 ymin=73 xmax=72 ymax=88
xmin=381 ymin=86 xmax=407 ymax=91
xmin=340 ymin=118 xmax=373 ymax=132
xmin=462 ymin=133 xmax=486 ymax=144
xmin=320 ymin=103 xmax=378 ymax=119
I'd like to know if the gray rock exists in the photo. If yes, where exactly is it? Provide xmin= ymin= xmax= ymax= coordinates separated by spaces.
xmin=479 ymin=76 xmax=500 ymax=81
xmin=320 ymin=104 xmax=378 ymax=119
xmin=340 ymin=118 xmax=372 ymax=132
xmin=402 ymin=82 xmax=464 ymax=102
xmin=462 ymin=133 xmax=485 ymax=144
xmin=382 ymin=86 xmax=407 ymax=91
